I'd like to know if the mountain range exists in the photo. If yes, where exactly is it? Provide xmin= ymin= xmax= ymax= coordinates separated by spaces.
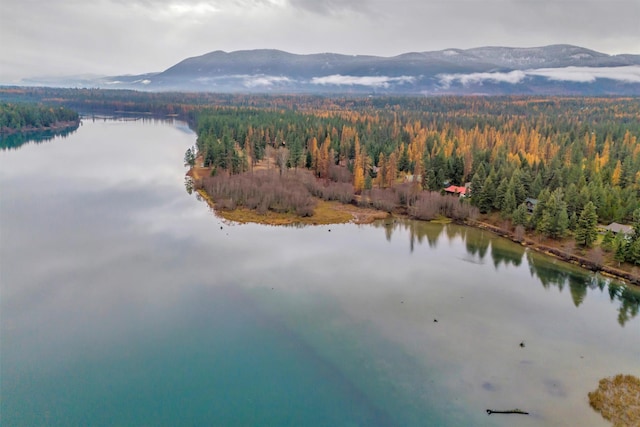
xmin=21 ymin=45 xmax=640 ymax=95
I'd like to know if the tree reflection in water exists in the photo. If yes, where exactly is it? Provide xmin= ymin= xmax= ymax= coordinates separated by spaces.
xmin=373 ymin=219 xmax=640 ymax=326
xmin=0 ymin=125 xmax=79 ymax=150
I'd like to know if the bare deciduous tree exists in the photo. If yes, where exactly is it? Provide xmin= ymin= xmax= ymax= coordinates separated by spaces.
xmin=276 ymin=147 xmax=290 ymax=176
xmin=202 ymin=169 xmax=316 ymax=216
xmin=265 ymin=145 xmax=276 ymax=170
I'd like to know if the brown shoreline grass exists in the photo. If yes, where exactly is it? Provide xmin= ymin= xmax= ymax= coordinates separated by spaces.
xmin=588 ymin=374 xmax=640 ymax=427
xmin=197 ymin=188 xmax=388 ymax=226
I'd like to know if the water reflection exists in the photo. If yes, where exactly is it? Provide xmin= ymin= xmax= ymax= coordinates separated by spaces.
xmin=609 ymin=283 xmax=640 ymax=326
xmin=0 ymin=124 xmax=79 ymax=150
xmin=491 ymin=240 xmax=524 ymax=268
xmin=378 ymin=219 xmax=445 ymax=248
xmin=373 ymin=219 xmax=640 ymax=326
xmin=465 ymin=229 xmax=490 ymax=260
xmin=82 ymin=113 xmax=193 ymax=131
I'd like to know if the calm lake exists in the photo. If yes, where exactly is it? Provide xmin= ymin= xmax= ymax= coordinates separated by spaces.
xmin=1 ymin=118 xmax=638 ymax=426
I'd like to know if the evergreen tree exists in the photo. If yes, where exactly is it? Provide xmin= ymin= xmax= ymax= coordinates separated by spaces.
xmin=436 ymin=169 xmax=445 ymax=189
xmin=470 ymin=172 xmax=484 ymax=207
xmin=305 ymin=150 xmax=313 ymax=169
xmin=512 ymin=203 xmax=529 ymax=227
xmin=621 ymin=157 xmax=635 ymax=187
xmin=398 ymin=146 xmax=410 ymax=172
xmin=575 ymin=201 xmax=598 ymax=247
xmin=577 ymin=186 xmax=590 ymax=213
xmin=474 ymin=163 xmax=487 ymax=182
xmin=601 ymin=230 xmax=615 ymax=252
xmin=502 ymin=187 xmax=517 ymax=217
xmin=537 ymin=189 xmax=569 ymax=239
xmin=626 ymin=208 xmax=640 ymax=265
xmin=509 ymin=170 xmax=527 ymax=205
xmin=565 ymin=183 xmax=580 ymax=218
xmin=289 ymin=137 xmax=303 ymax=171
xmin=518 ymin=168 xmax=532 ymax=199
xmin=569 ymin=212 xmax=578 ymax=231
xmin=231 ymin=149 xmax=243 ymax=174
xmin=632 ymin=208 xmax=640 ymax=238
xmin=478 ymin=176 xmax=495 ymax=214
xmin=426 ymin=169 xmax=438 ymax=191
xmin=364 ymin=174 xmax=372 ymax=190
xmin=614 ymin=236 xmax=628 ymax=266
xmin=494 ymin=178 xmax=508 ymax=210
xmin=588 ymin=180 xmax=606 ymax=215
xmin=530 ymin=173 xmax=544 ymax=198
xmin=431 ymin=152 xmax=447 ymax=185
xmin=627 ymin=239 xmax=640 ymax=265
xmin=451 ymin=156 xmax=465 ymax=185
xmin=471 ymin=162 xmax=487 ymax=206
xmin=530 ymin=188 xmax=550 ymax=231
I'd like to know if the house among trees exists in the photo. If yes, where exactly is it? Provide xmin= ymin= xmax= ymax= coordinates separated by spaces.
xmin=603 ymin=222 xmax=634 ymax=236
xmin=444 ymin=184 xmax=468 ymax=197
xmin=525 ymin=198 xmax=538 ymax=213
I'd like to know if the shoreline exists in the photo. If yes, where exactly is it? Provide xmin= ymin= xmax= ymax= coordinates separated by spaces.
xmin=0 ymin=120 xmax=80 ymax=136
xmin=188 ymin=165 xmax=640 ymax=288
xmin=469 ymin=220 xmax=640 ymax=287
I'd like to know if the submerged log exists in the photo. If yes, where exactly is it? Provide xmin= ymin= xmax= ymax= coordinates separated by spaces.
xmin=486 ymin=409 xmax=529 ymax=415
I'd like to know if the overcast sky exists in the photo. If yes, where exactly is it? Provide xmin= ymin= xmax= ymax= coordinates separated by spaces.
xmin=1 ymin=0 xmax=639 ymax=82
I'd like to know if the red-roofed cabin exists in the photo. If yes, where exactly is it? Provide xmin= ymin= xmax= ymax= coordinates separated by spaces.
xmin=444 ymin=185 xmax=467 ymax=197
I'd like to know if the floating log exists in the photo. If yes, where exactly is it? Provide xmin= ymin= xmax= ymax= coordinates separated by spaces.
xmin=486 ymin=409 xmax=529 ymax=415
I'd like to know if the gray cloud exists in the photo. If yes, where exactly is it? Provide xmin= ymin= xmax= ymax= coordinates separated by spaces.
xmin=438 ymin=65 xmax=640 ymax=87
xmin=242 ymin=75 xmax=293 ymax=88
xmin=288 ymin=0 xmax=369 ymax=15
xmin=1 ymin=0 xmax=638 ymax=82
xmin=438 ymin=71 xmax=527 ymax=87
xmin=527 ymin=66 xmax=640 ymax=83
xmin=312 ymin=75 xmax=415 ymax=87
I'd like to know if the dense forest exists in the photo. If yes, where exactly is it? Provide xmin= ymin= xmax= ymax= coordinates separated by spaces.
xmin=192 ymin=97 xmax=640 ymax=266
xmin=0 ymin=102 xmax=79 ymax=133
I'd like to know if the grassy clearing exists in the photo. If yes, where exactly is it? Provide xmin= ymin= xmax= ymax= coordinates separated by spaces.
xmin=197 ymin=190 xmax=384 ymax=226
xmin=430 ymin=216 xmax=452 ymax=224
xmin=588 ymin=374 xmax=640 ymax=427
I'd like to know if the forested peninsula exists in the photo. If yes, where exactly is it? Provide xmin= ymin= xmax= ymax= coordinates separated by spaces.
xmin=0 ymin=102 xmax=79 ymax=134
xmin=186 ymin=97 xmax=640 ymax=284
xmin=0 ymin=88 xmax=638 ymax=284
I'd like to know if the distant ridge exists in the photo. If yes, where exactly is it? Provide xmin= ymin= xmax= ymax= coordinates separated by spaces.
xmin=20 ymin=45 xmax=640 ymax=95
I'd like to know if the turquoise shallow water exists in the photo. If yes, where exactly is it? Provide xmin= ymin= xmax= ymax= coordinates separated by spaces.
xmin=1 ymin=118 xmax=638 ymax=427
xmin=3 ymin=286 xmax=407 ymax=426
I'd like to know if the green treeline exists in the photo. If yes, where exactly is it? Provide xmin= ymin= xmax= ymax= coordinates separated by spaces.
xmin=0 ymin=103 xmax=79 ymax=132
xmin=194 ymin=97 xmax=640 ymax=265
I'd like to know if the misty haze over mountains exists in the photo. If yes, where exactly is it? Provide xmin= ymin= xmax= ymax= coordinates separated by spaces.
xmin=19 ymin=45 xmax=640 ymax=95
